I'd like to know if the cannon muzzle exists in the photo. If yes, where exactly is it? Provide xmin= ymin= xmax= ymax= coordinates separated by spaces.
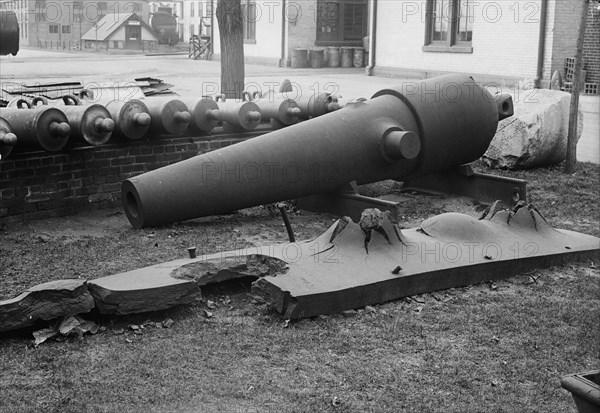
xmin=123 ymin=74 xmax=512 ymax=228
xmin=494 ymin=93 xmax=514 ymax=121
xmin=0 ymin=107 xmax=71 ymax=152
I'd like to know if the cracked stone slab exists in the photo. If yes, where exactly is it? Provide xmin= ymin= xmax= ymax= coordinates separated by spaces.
xmin=87 ymin=262 xmax=203 ymax=315
xmin=0 ymin=279 xmax=95 ymax=333
xmin=87 ymin=251 xmax=289 ymax=315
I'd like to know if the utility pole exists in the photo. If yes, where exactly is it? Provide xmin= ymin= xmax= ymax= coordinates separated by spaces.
xmin=564 ymin=0 xmax=589 ymax=174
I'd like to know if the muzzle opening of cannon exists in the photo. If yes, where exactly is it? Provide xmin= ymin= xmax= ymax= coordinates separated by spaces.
xmin=126 ymin=191 xmax=140 ymax=220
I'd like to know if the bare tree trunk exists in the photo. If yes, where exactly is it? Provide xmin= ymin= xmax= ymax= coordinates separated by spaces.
xmin=216 ymin=0 xmax=245 ymax=99
xmin=564 ymin=0 xmax=589 ymax=174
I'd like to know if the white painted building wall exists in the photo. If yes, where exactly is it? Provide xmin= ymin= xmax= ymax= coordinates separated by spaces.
xmin=375 ymin=0 xmax=556 ymax=84
xmin=211 ymin=0 xmax=284 ymax=65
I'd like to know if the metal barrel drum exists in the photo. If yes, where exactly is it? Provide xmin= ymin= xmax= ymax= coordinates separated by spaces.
xmin=0 ymin=107 xmax=71 ymax=152
xmin=103 ymin=99 xmax=152 ymax=140
xmin=215 ymin=96 xmax=262 ymax=131
xmin=180 ymin=97 xmax=222 ymax=134
xmin=0 ymin=11 xmax=19 ymax=56
xmin=122 ymin=74 xmax=514 ymax=228
xmin=143 ymin=98 xmax=191 ymax=136
xmin=0 ymin=117 xmax=18 ymax=159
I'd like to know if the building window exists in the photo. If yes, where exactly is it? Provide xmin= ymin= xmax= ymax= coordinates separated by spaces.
xmin=242 ymin=0 xmax=256 ymax=42
xmin=191 ymin=1 xmax=195 ymax=17
xmin=316 ymin=0 xmax=368 ymax=45
xmin=62 ymin=25 xmax=71 ymax=34
xmin=423 ymin=0 xmax=473 ymax=53
xmin=189 ymin=24 xmax=194 ymax=37
xmin=49 ymin=24 xmax=58 ymax=34
xmin=113 ymin=41 xmax=119 ymax=48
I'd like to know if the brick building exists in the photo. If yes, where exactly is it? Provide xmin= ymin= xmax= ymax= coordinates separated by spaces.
xmin=0 ymin=0 xmax=150 ymax=50
xmin=372 ymin=0 xmax=600 ymax=92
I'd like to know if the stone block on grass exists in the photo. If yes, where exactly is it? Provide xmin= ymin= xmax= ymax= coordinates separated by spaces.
xmin=482 ymin=89 xmax=583 ymax=170
xmin=0 ymin=279 xmax=95 ymax=333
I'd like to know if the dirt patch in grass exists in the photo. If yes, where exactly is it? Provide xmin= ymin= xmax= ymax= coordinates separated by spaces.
xmin=1 ymin=162 xmax=598 ymax=412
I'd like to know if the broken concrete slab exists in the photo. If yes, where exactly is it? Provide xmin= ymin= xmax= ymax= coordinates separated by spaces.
xmin=87 ymin=262 xmax=203 ymax=315
xmin=0 ymin=279 xmax=95 ymax=333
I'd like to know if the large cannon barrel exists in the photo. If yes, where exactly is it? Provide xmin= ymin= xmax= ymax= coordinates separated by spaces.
xmin=0 ymin=118 xmax=18 ymax=159
xmin=215 ymin=96 xmax=262 ymax=131
xmin=252 ymin=93 xmax=301 ymax=128
xmin=180 ymin=97 xmax=221 ymax=134
xmin=122 ymin=74 xmax=513 ymax=228
xmin=143 ymin=97 xmax=191 ymax=136
xmin=31 ymin=95 xmax=115 ymax=146
xmin=66 ymin=93 xmax=151 ymax=140
xmin=0 ymin=11 xmax=19 ymax=56
xmin=294 ymin=92 xmax=340 ymax=119
xmin=59 ymin=103 xmax=115 ymax=146
xmin=103 ymin=99 xmax=151 ymax=140
xmin=0 ymin=107 xmax=71 ymax=152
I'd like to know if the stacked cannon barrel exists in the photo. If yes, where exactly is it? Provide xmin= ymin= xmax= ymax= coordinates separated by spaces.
xmin=0 ymin=80 xmax=341 ymax=160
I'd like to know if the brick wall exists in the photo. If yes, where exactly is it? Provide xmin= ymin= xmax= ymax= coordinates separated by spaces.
xmin=583 ymin=2 xmax=600 ymax=85
xmin=287 ymin=1 xmax=318 ymax=65
xmin=551 ymin=0 xmax=583 ymax=82
xmin=0 ymin=136 xmax=246 ymax=225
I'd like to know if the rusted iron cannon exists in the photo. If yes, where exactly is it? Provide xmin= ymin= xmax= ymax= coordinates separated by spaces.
xmin=102 ymin=99 xmax=151 ymax=140
xmin=215 ymin=95 xmax=262 ymax=131
xmin=249 ymin=92 xmax=301 ymax=129
xmin=0 ymin=11 xmax=19 ymax=56
xmin=0 ymin=117 xmax=18 ymax=159
xmin=122 ymin=74 xmax=513 ymax=228
xmin=276 ymin=79 xmax=340 ymax=119
xmin=142 ymin=97 xmax=191 ymax=136
xmin=180 ymin=97 xmax=222 ymax=134
xmin=295 ymin=92 xmax=340 ymax=119
xmin=266 ymin=91 xmax=339 ymax=119
xmin=63 ymin=91 xmax=151 ymax=140
xmin=31 ymin=95 xmax=115 ymax=146
xmin=0 ymin=107 xmax=71 ymax=152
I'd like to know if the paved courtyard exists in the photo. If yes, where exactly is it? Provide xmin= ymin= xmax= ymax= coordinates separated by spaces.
xmin=1 ymin=47 xmax=598 ymax=164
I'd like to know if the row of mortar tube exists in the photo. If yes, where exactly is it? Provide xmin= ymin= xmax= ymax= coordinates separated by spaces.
xmin=0 ymin=89 xmax=341 ymax=159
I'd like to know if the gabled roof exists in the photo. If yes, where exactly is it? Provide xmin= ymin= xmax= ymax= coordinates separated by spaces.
xmin=81 ymin=13 xmax=156 ymax=41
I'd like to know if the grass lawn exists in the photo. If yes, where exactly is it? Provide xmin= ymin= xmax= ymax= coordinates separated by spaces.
xmin=1 ymin=162 xmax=598 ymax=413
